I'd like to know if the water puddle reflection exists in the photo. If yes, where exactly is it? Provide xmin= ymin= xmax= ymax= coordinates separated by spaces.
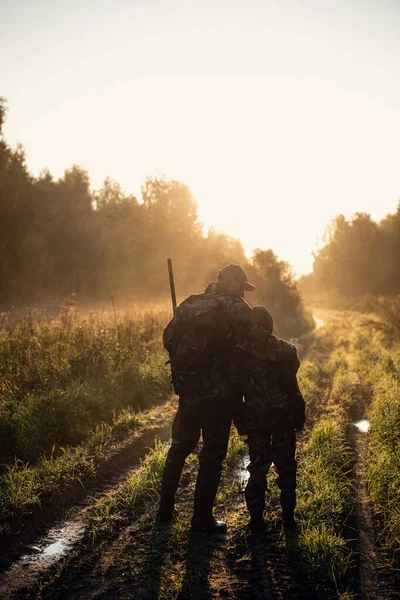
xmin=353 ymin=419 xmax=370 ymax=433
xmin=236 ymin=454 xmax=275 ymax=491
xmin=0 ymin=521 xmax=86 ymax=596
xmin=31 ymin=521 xmax=85 ymax=562
xmin=238 ymin=454 xmax=250 ymax=487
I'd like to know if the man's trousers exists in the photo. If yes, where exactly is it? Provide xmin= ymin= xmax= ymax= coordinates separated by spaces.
xmin=160 ymin=397 xmax=232 ymax=517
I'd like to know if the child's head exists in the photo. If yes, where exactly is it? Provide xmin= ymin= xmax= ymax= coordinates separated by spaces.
xmin=251 ymin=305 xmax=273 ymax=334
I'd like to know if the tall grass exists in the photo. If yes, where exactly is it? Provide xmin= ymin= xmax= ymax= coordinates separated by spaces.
xmin=0 ymin=407 xmax=143 ymax=532
xmin=353 ymin=324 xmax=400 ymax=558
xmin=296 ymin=361 xmax=356 ymax=588
xmin=90 ymin=437 xmax=169 ymax=536
xmin=0 ymin=306 xmax=171 ymax=465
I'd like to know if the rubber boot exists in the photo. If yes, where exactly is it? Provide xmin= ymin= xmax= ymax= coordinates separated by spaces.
xmin=157 ymin=499 xmax=178 ymax=523
xmin=157 ymin=441 xmax=188 ymax=522
xmin=191 ymin=514 xmax=227 ymax=533
xmin=191 ymin=472 xmax=227 ymax=533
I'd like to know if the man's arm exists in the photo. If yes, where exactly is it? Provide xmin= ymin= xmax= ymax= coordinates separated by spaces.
xmin=228 ymin=299 xmax=284 ymax=361
xmin=283 ymin=373 xmax=305 ymax=431
xmin=279 ymin=345 xmax=305 ymax=431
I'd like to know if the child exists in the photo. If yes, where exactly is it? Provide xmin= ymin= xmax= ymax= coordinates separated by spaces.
xmin=240 ymin=305 xmax=305 ymax=532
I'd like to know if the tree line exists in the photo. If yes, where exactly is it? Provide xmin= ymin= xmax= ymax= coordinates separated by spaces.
xmin=300 ymin=208 xmax=400 ymax=303
xmin=0 ymin=99 xmax=312 ymax=337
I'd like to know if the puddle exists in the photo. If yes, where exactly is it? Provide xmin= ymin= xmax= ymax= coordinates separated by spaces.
xmin=40 ymin=522 xmax=85 ymax=559
xmin=238 ymin=454 xmax=250 ymax=488
xmin=236 ymin=454 xmax=275 ymax=490
xmin=0 ymin=461 xmax=141 ymax=597
xmin=19 ymin=521 xmax=85 ymax=565
xmin=0 ymin=521 xmax=86 ymax=598
xmin=353 ymin=419 xmax=370 ymax=433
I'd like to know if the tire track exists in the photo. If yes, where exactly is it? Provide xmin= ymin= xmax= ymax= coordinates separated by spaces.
xmin=0 ymin=399 xmax=176 ymax=599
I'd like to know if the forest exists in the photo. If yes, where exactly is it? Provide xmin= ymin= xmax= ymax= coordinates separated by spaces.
xmin=0 ymin=98 xmax=312 ymax=338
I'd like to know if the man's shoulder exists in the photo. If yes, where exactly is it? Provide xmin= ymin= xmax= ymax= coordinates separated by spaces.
xmin=177 ymin=285 xmax=251 ymax=323
xmin=219 ymin=294 xmax=251 ymax=314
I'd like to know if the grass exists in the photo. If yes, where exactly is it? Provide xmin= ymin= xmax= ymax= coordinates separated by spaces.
xmin=0 ymin=305 xmax=171 ymax=465
xmin=352 ymin=321 xmax=400 ymax=559
xmin=296 ymin=417 xmax=354 ymax=581
xmin=89 ymin=437 xmax=170 ymax=537
xmin=0 ymin=304 xmax=174 ymax=536
xmin=0 ymin=401 xmax=175 ymax=537
xmin=288 ymin=317 xmax=358 ymax=593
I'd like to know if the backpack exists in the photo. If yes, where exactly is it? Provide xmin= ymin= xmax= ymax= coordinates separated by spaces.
xmin=163 ymin=292 xmax=232 ymax=398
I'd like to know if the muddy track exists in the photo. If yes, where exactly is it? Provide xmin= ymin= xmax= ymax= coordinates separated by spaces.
xmin=353 ymin=426 xmax=378 ymax=599
xmin=348 ymin=378 xmax=400 ymax=600
xmin=22 ymin=455 xmax=335 ymax=600
xmin=0 ymin=399 xmax=176 ymax=599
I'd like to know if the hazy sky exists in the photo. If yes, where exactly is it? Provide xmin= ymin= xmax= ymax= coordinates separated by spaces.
xmin=2 ymin=0 xmax=400 ymax=275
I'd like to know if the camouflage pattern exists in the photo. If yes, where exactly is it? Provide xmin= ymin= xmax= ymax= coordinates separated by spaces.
xmin=245 ymin=430 xmax=297 ymax=518
xmin=240 ymin=334 xmax=304 ymax=520
xmin=160 ymin=279 xmax=285 ymax=519
xmin=163 ymin=282 xmax=285 ymax=404
xmin=239 ymin=343 xmax=305 ymax=433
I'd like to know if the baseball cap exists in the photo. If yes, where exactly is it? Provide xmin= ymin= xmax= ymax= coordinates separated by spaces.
xmin=217 ymin=264 xmax=256 ymax=291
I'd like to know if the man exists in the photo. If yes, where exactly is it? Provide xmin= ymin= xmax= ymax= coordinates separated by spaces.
xmin=240 ymin=306 xmax=305 ymax=532
xmin=158 ymin=264 xmax=283 ymax=533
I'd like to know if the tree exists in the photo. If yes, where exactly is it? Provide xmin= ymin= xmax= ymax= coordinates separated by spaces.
xmin=251 ymin=249 xmax=314 ymax=337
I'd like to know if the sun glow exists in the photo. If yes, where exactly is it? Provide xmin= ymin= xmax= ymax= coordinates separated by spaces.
xmin=2 ymin=0 xmax=400 ymax=275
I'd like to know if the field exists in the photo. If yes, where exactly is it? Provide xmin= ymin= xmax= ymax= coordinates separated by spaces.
xmin=0 ymin=305 xmax=399 ymax=599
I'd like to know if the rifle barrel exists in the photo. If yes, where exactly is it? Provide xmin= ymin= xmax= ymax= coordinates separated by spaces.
xmin=167 ymin=258 xmax=177 ymax=312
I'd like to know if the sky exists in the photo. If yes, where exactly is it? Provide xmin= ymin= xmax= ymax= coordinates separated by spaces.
xmin=1 ymin=0 xmax=400 ymax=275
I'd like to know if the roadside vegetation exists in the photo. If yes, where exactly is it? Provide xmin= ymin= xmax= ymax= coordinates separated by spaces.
xmin=296 ymin=362 xmax=356 ymax=590
xmin=0 ymin=305 xmax=170 ymax=465
xmin=352 ymin=317 xmax=400 ymax=562
xmin=0 ymin=305 xmax=172 ymax=542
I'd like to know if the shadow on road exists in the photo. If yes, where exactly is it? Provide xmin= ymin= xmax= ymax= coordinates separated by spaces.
xmin=133 ymin=521 xmax=175 ymax=600
xmin=177 ymin=530 xmax=227 ymax=599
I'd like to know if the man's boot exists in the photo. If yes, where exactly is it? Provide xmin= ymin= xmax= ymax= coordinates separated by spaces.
xmin=191 ymin=471 xmax=227 ymax=533
xmin=191 ymin=512 xmax=227 ymax=533
xmin=157 ymin=497 xmax=178 ymax=523
xmin=157 ymin=442 xmax=188 ymax=523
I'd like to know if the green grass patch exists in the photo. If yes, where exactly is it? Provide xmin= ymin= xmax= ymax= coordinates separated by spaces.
xmin=353 ymin=323 xmax=400 ymax=558
xmin=90 ymin=437 xmax=169 ymax=537
xmin=0 ymin=402 xmax=174 ymax=535
xmin=0 ymin=307 xmax=171 ymax=465
xmin=294 ymin=338 xmax=358 ymax=593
